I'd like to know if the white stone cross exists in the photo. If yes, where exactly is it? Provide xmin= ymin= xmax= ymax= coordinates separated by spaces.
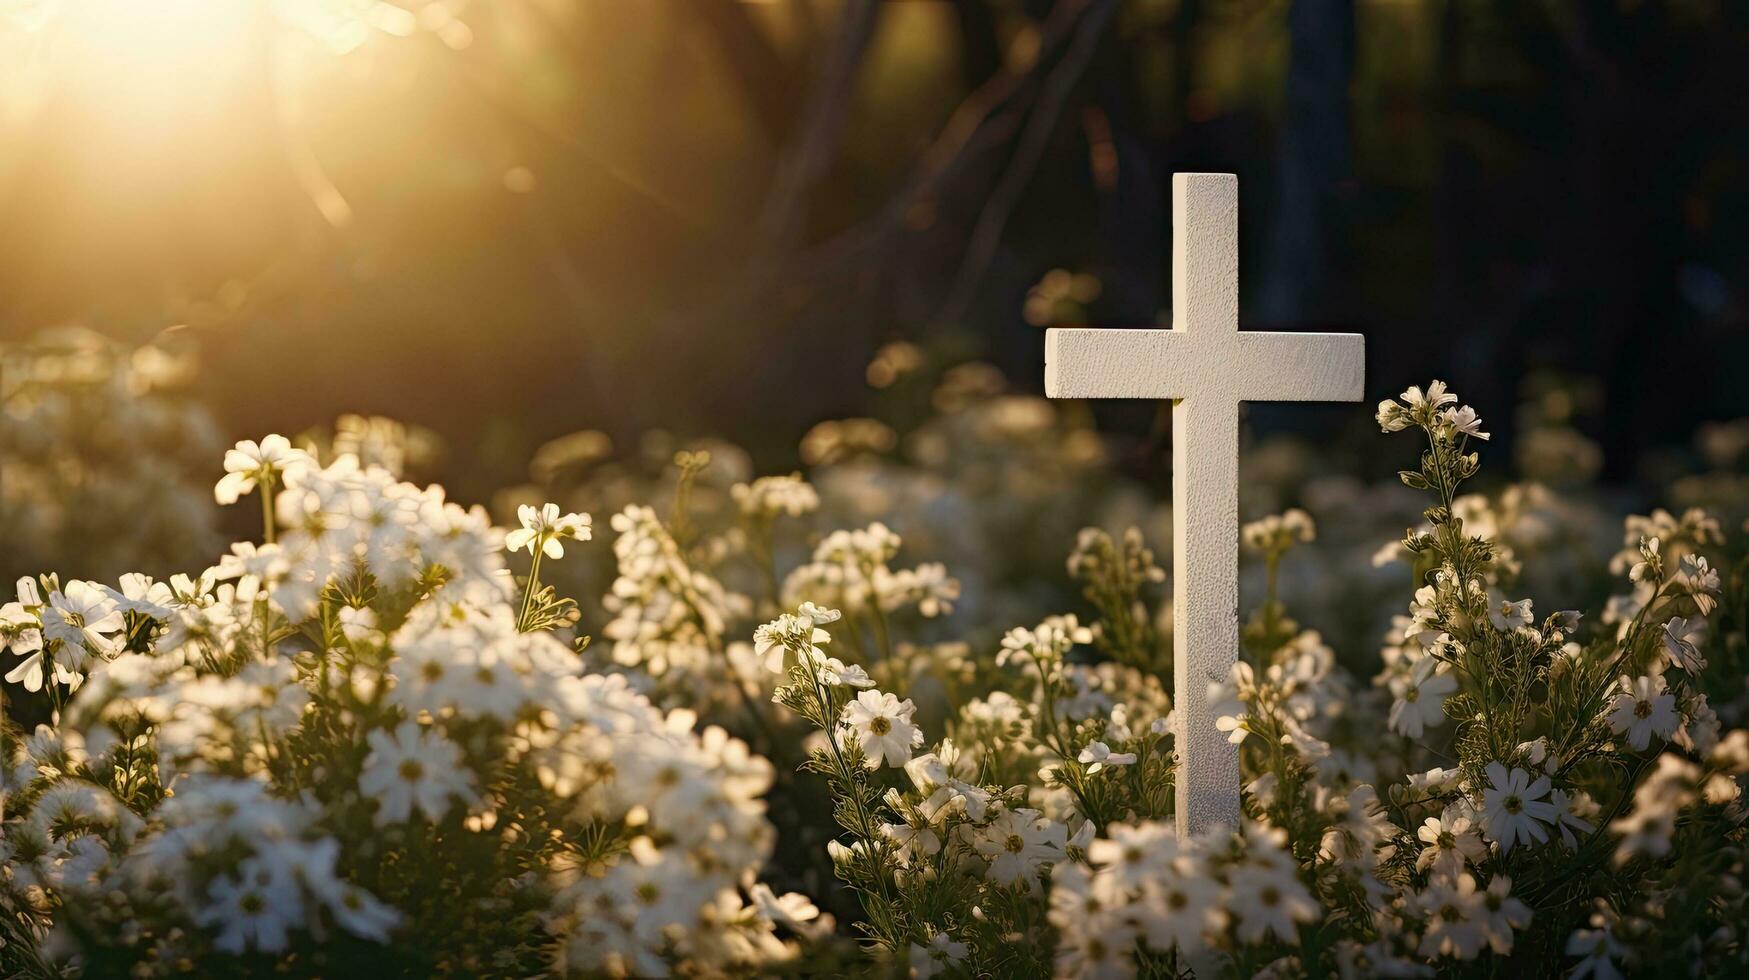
xmin=1044 ymin=173 xmax=1365 ymax=837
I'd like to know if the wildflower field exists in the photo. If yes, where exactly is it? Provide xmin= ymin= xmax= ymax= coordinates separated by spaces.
xmin=2 ymin=328 xmax=1747 ymax=979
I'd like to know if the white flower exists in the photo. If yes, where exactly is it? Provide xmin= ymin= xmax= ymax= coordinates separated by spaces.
xmin=1 ymin=578 xmax=45 ymax=665
xmin=1416 ymin=809 xmax=1486 ymax=879
xmin=1479 ymin=763 xmax=1557 ymax=852
xmin=22 ymin=580 xmax=126 ymax=689
xmin=104 ymin=573 xmax=176 ymax=619
xmin=1076 ymin=741 xmax=1136 ymax=774
xmin=1415 ymin=873 xmax=1486 ymax=959
xmin=1209 ymin=660 xmax=1256 ymax=744
xmin=1673 ymin=693 xmax=1721 ymax=756
xmin=215 ymin=434 xmax=310 ymax=505
xmin=1476 ymin=876 xmax=1531 ymax=954
xmin=196 ymin=857 xmax=305 ymax=953
xmin=1548 ymin=789 xmax=1596 ymax=849
xmin=504 ymin=502 xmax=591 ymax=559
xmin=1402 ymin=380 xmax=1458 ymax=411
xmin=1679 ymin=554 xmax=1720 ymax=615
xmin=1087 ymin=823 xmax=1177 ymax=891
xmin=995 ymin=615 xmax=1090 ymax=668
xmin=296 ymin=839 xmax=401 ymax=942
xmin=1388 ymin=657 xmax=1457 ymax=738
xmin=1660 ymin=616 xmax=1706 ymax=674
xmin=840 ymin=690 xmax=923 ymax=769
xmin=908 ymin=930 xmax=968 ymax=978
xmin=1135 ymin=857 xmax=1224 ymax=954
xmin=1487 ymin=597 xmax=1533 ymax=631
xmin=1376 ymin=399 xmax=1411 ymax=432
xmin=1605 ymin=674 xmax=1679 ymax=751
xmin=1440 ymin=405 xmax=1489 ymax=440
xmin=358 ymin=721 xmax=477 ymax=826
xmin=1406 ymin=766 xmax=1462 ymax=794
xmin=748 ymin=883 xmax=828 ymax=940
xmin=1242 ymin=509 xmax=1316 ymax=553
xmin=815 ymin=656 xmax=874 ymax=689
xmin=732 ymin=474 xmax=819 ymax=518
xmin=1629 ymin=536 xmax=1661 ymax=583
xmin=972 ymin=807 xmax=1063 ymax=886
xmin=753 ymin=604 xmax=839 ymax=674
xmin=1566 ymin=920 xmax=1625 ymax=980
xmin=1226 ymin=863 xmax=1318 ymax=944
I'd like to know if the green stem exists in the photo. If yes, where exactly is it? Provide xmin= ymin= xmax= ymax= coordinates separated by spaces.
xmin=516 ymin=548 xmax=545 ymax=632
xmin=260 ymin=472 xmax=277 ymax=545
xmin=805 ymin=655 xmax=900 ymax=946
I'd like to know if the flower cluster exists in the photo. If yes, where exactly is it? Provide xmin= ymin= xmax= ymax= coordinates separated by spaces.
xmin=1 ymin=328 xmax=223 ymax=589
xmin=0 ymin=442 xmax=809 ymax=976
xmin=3 ymin=370 xmax=1747 ymax=979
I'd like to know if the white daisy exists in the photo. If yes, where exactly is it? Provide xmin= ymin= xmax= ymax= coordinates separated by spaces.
xmin=1415 ymin=873 xmax=1486 ymax=959
xmin=972 ymin=807 xmax=1063 ymax=886
xmin=37 ymin=580 xmax=124 ymax=679
xmin=1226 ymin=863 xmax=1318 ymax=944
xmin=1476 ymin=876 xmax=1531 ymax=954
xmin=1548 ymin=789 xmax=1597 ymax=849
xmin=1416 ymin=809 xmax=1486 ymax=878
xmin=214 ymin=434 xmax=310 ymax=505
xmin=1136 ymin=859 xmax=1224 ymax=954
xmin=1087 ymin=822 xmax=1176 ymax=891
xmin=504 ymin=502 xmax=591 ymax=559
xmin=1478 ymin=762 xmax=1557 ymax=852
xmin=1566 ymin=920 xmax=1625 ymax=980
xmin=1389 ymin=657 xmax=1457 ymax=738
xmin=358 ymin=721 xmax=477 ymax=826
xmin=840 ymin=690 xmax=923 ymax=769
xmin=1605 ymin=674 xmax=1679 ymax=751
xmin=196 ymin=857 xmax=305 ymax=954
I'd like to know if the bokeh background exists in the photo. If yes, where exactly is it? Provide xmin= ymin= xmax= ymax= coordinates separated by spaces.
xmin=3 ymin=0 xmax=1747 ymax=557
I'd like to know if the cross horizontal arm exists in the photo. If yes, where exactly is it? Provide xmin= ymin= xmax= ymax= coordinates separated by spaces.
xmin=1044 ymin=328 xmax=1196 ymax=399
xmin=1045 ymin=327 xmax=1364 ymax=403
xmin=1229 ymin=331 xmax=1365 ymax=402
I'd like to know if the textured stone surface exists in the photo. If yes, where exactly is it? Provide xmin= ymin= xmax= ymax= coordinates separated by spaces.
xmin=1044 ymin=173 xmax=1365 ymax=837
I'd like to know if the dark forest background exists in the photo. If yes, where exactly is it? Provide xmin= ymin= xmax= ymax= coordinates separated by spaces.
xmin=2 ymin=0 xmax=1746 ymax=500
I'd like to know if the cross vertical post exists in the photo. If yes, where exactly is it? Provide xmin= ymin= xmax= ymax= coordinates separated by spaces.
xmin=1043 ymin=172 xmax=1365 ymax=838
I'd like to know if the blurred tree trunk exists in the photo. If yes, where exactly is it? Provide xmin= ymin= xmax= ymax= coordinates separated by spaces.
xmin=1259 ymin=0 xmax=1354 ymax=326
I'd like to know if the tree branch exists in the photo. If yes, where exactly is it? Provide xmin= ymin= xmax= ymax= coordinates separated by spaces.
xmin=936 ymin=0 xmax=1120 ymax=325
xmin=754 ymin=0 xmax=884 ymax=253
